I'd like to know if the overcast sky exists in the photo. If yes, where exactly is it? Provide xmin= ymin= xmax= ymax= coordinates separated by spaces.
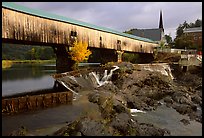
xmin=14 ymin=2 xmax=202 ymax=39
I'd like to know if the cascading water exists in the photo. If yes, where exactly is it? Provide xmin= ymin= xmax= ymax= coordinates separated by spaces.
xmin=89 ymin=66 xmax=120 ymax=87
xmin=55 ymin=66 xmax=120 ymax=96
xmin=142 ymin=63 xmax=174 ymax=80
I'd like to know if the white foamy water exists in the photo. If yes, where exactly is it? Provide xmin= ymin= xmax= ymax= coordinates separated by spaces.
xmin=55 ymin=66 xmax=120 ymax=95
xmin=90 ymin=66 xmax=119 ymax=87
xmin=141 ymin=63 xmax=174 ymax=80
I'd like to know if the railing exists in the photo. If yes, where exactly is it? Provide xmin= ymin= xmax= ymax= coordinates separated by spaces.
xmin=154 ymin=47 xmax=197 ymax=55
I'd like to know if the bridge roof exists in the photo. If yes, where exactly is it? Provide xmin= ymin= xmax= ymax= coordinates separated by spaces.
xmin=2 ymin=2 xmax=156 ymax=44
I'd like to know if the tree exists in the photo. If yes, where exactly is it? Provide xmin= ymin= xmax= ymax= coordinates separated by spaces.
xmin=174 ymin=19 xmax=202 ymax=49
xmin=69 ymin=41 xmax=92 ymax=68
xmin=123 ymin=28 xmax=137 ymax=35
xmin=194 ymin=19 xmax=202 ymax=27
xmin=176 ymin=21 xmax=189 ymax=38
xmin=31 ymin=48 xmax=36 ymax=60
xmin=165 ymin=34 xmax=172 ymax=44
xmin=159 ymin=40 xmax=166 ymax=49
xmin=175 ymin=19 xmax=202 ymax=38
xmin=174 ymin=35 xmax=194 ymax=49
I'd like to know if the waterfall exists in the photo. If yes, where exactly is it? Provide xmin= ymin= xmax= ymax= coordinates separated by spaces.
xmin=142 ymin=63 xmax=174 ymax=80
xmin=54 ymin=65 xmax=120 ymax=96
xmin=89 ymin=66 xmax=119 ymax=87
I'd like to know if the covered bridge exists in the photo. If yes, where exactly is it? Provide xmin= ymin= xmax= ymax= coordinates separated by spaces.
xmin=2 ymin=2 xmax=158 ymax=72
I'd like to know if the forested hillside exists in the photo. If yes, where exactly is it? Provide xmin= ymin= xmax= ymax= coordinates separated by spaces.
xmin=2 ymin=43 xmax=56 ymax=60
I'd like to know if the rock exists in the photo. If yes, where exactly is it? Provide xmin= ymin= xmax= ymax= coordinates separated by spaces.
xmin=110 ymin=113 xmax=133 ymax=135
xmin=172 ymin=92 xmax=192 ymax=105
xmin=88 ymin=91 xmax=112 ymax=106
xmin=52 ymin=120 xmax=82 ymax=136
xmin=125 ymin=96 xmax=147 ymax=110
xmin=9 ymin=126 xmax=28 ymax=136
xmin=88 ymin=91 xmax=100 ymax=104
xmin=191 ymin=94 xmax=202 ymax=105
xmin=138 ymin=123 xmax=170 ymax=136
xmin=180 ymin=119 xmax=190 ymax=125
xmin=112 ymin=98 xmax=128 ymax=113
xmin=164 ymin=96 xmax=173 ymax=104
xmin=172 ymin=104 xmax=193 ymax=115
xmin=52 ymin=126 xmax=69 ymax=136
xmin=80 ymin=118 xmax=111 ymax=136
xmin=189 ymin=112 xmax=202 ymax=123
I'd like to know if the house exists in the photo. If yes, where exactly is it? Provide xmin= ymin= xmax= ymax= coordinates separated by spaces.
xmin=183 ymin=27 xmax=202 ymax=51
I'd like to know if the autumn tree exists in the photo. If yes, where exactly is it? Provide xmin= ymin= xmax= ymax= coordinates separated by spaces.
xmin=69 ymin=41 xmax=92 ymax=69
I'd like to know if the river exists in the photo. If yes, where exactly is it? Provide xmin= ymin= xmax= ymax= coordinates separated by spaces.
xmin=2 ymin=63 xmax=56 ymax=97
xmin=2 ymin=62 xmax=202 ymax=136
xmin=2 ymin=62 xmax=100 ymax=136
xmin=2 ymin=62 xmax=101 ymax=97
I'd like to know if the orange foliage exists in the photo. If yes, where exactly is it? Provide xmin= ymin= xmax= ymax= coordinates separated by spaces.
xmin=69 ymin=41 xmax=92 ymax=63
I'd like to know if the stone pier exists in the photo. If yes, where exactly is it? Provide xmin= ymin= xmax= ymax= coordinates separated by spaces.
xmin=53 ymin=46 xmax=76 ymax=73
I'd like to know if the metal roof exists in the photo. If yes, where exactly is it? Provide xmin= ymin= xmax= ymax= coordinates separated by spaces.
xmin=183 ymin=27 xmax=202 ymax=33
xmin=131 ymin=28 xmax=163 ymax=41
xmin=2 ymin=2 xmax=156 ymax=44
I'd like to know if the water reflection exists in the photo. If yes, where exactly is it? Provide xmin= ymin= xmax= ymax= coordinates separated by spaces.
xmin=2 ymin=63 xmax=56 ymax=81
xmin=2 ymin=63 xmax=56 ymax=96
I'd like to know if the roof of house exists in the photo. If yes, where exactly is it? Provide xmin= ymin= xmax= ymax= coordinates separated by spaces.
xmin=2 ymin=2 xmax=156 ymax=44
xmin=130 ymin=28 xmax=163 ymax=41
xmin=183 ymin=27 xmax=202 ymax=33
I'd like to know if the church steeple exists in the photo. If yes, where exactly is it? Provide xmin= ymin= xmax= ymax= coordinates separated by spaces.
xmin=159 ymin=10 xmax=164 ymax=31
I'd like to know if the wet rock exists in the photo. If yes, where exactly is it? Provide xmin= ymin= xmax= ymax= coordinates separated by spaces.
xmin=164 ymin=96 xmax=173 ymax=104
xmin=110 ymin=113 xmax=135 ymax=135
xmin=88 ymin=90 xmax=112 ymax=106
xmin=112 ymin=98 xmax=128 ymax=113
xmin=189 ymin=112 xmax=202 ymax=123
xmin=180 ymin=119 xmax=190 ymax=125
xmin=191 ymin=94 xmax=202 ymax=105
xmin=97 ymin=82 xmax=120 ymax=93
xmin=165 ymin=102 xmax=172 ymax=108
xmin=88 ymin=91 xmax=101 ymax=104
xmin=142 ymin=74 xmax=171 ymax=89
xmin=52 ymin=120 xmax=82 ymax=136
xmin=138 ymin=123 xmax=169 ymax=136
xmin=125 ymin=96 xmax=147 ymax=110
xmin=172 ymin=104 xmax=193 ymax=115
xmin=80 ymin=117 xmax=111 ymax=136
xmin=9 ymin=126 xmax=28 ymax=136
xmin=172 ymin=92 xmax=192 ymax=105
xmin=52 ymin=126 xmax=70 ymax=136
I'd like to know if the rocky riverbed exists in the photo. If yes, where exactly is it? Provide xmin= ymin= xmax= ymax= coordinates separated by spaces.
xmin=8 ymin=62 xmax=202 ymax=136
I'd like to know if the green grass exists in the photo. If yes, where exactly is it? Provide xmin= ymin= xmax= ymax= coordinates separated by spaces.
xmin=2 ymin=60 xmax=56 ymax=69
xmin=12 ymin=59 xmax=56 ymax=64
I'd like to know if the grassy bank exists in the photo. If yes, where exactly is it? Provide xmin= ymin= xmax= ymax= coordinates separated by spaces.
xmin=2 ymin=60 xmax=13 ymax=69
xmin=12 ymin=59 xmax=56 ymax=64
xmin=2 ymin=60 xmax=56 ymax=69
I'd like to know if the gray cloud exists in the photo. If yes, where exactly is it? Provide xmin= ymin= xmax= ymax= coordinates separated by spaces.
xmin=14 ymin=2 xmax=202 ymax=39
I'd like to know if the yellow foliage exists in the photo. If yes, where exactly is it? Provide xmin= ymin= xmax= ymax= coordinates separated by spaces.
xmin=69 ymin=41 xmax=92 ymax=63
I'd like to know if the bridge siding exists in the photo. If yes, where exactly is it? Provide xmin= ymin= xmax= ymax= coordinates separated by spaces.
xmin=2 ymin=8 xmax=157 ymax=53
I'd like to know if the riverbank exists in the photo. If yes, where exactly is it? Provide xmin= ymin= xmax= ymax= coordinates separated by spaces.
xmin=10 ymin=59 xmax=56 ymax=64
xmin=7 ymin=62 xmax=202 ymax=136
xmin=2 ymin=60 xmax=56 ymax=69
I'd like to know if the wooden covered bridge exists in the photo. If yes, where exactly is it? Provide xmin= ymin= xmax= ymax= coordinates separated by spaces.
xmin=2 ymin=2 xmax=158 ymax=73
